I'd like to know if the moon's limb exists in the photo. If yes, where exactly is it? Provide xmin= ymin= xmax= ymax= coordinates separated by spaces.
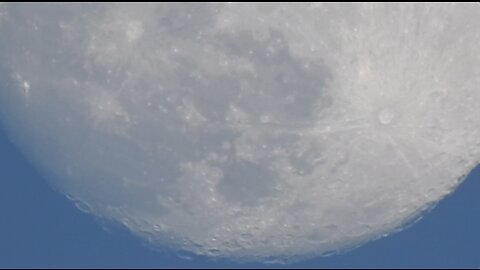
xmin=0 ymin=3 xmax=479 ymax=262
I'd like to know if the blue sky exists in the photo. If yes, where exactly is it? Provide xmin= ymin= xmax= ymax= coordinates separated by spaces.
xmin=0 ymin=124 xmax=479 ymax=268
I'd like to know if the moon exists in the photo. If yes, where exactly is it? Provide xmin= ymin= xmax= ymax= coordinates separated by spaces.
xmin=1 ymin=3 xmax=479 ymax=262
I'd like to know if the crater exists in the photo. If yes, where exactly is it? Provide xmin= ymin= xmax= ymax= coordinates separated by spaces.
xmin=378 ymin=109 xmax=395 ymax=125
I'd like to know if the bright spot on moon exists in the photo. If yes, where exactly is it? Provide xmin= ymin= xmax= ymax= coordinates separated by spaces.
xmin=378 ymin=109 xmax=394 ymax=125
xmin=0 ymin=3 xmax=480 ymax=262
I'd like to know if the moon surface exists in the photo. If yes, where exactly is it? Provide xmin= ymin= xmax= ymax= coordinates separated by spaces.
xmin=1 ymin=3 xmax=480 ymax=262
